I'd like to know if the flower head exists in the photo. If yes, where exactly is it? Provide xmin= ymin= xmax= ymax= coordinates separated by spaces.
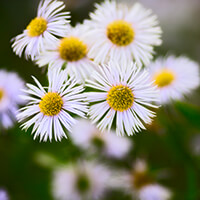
xmin=71 ymin=119 xmax=132 ymax=158
xmin=86 ymin=61 xmax=159 ymax=136
xmin=52 ymin=161 xmax=111 ymax=200
xmin=37 ymin=24 xmax=97 ymax=82
xmin=84 ymin=1 xmax=162 ymax=66
xmin=113 ymin=160 xmax=171 ymax=200
xmin=17 ymin=68 xmax=88 ymax=142
xmin=0 ymin=70 xmax=25 ymax=129
xmin=11 ymin=0 xmax=70 ymax=60
xmin=148 ymin=55 xmax=200 ymax=104
xmin=0 ymin=189 xmax=9 ymax=200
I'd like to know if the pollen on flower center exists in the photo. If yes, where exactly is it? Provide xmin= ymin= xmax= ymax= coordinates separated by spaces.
xmin=39 ymin=92 xmax=63 ymax=116
xmin=0 ymin=89 xmax=4 ymax=101
xmin=107 ymin=85 xmax=134 ymax=112
xmin=26 ymin=17 xmax=47 ymax=37
xmin=154 ymin=69 xmax=175 ymax=87
xmin=59 ymin=37 xmax=87 ymax=62
xmin=107 ymin=20 xmax=135 ymax=46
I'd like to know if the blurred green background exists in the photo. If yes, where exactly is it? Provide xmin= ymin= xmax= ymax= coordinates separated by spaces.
xmin=0 ymin=0 xmax=200 ymax=199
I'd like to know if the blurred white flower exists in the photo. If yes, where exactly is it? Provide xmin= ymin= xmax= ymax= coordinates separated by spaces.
xmin=147 ymin=55 xmax=200 ymax=104
xmin=115 ymin=159 xmax=150 ymax=191
xmin=12 ymin=0 xmax=70 ymax=60
xmin=37 ymin=24 xmax=97 ymax=83
xmin=84 ymin=1 xmax=162 ymax=66
xmin=17 ymin=68 xmax=87 ymax=142
xmin=113 ymin=160 xmax=171 ymax=200
xmin=0 ymin=189 xmax=9 ymax=200
xmin=139 ymin=184 xmax=171 ymax=200
xmin=52 ymin=161 xmax=111 ymax=200
xmin=0 ymin=70 xmax=25 ymax=129
xmin=70 ymin=119 xmax=132 ymax=158
xmin=86 ymin=61 xmax=159 ymax=136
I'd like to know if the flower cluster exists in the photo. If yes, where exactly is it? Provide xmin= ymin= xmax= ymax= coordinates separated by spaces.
xmin=50 ymin=158 xmax=172 ymax=200
xmin=2 ymin=0 xmax=199 ymax=199
xmin=10 ymin=0 xmax=199 ymax=143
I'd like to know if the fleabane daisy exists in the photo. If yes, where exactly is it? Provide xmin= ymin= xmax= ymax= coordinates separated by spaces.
xmin=17 ymin=68 xmax=88 ymax=142
xmin=147 ymin=55 xmax=200 ymax=104
xmin=37 ymin=24 xmax=97 ymax=82
xmin=0 ymin=70 xmax=25 ymax=129
xmin=71 ymin=119 xmax=132 ymax=158
xmin=84 ymin=1 xmax=162 ymax=67
xmin=113 ymin=160 xmax=171 ymax=200
xmin=11 ymin=0 xmax=70 ymax=60
xmin=52 ymin=161 xmax=111 ymax=200
xmin=86 ymin=61 xmax=159 ymax=136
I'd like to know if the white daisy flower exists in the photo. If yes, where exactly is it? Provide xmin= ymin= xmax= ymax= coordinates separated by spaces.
xmin=139 ymin=184 xmax=171 ymax=200
xmin=52 ymin=161 xmax=111 ymax=200
xmin=17 ymin=68 xmax=88 ymax=142
xmin=84 ymin=1 xmax=162 ymax=67
xmin=37 ymin=24 xmax=97 ymax=82
xmin=113 ymin=159 xmax=150 ymax=191
xmin=112 ymin=160 xmax=171 ymax=200
xmin=0 ymin=189 xmax=9 ymax=200
xmin=86 ymin=61 xmax=159 ymax=136
xmin=11 ymin=0 xmax=70 ymax=60
xmin=70 ymin=119 xmax=132 ymax=158
xmin=147 ymin=55 xmax=200 ymax=104
xmin=0 ymin=70 xmax=25 ymax=129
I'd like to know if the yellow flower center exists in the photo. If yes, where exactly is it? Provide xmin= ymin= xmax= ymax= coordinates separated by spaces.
xmin=154 ymin=69 xmax=175 ymax=87
xmin=39 ymin=92 xmax=63 ymax=116
xmin=107 ymin=85 xmax=134 ymax=112
xmin=0 ymin=89 xmax=4 ymax=102
xmin=26 ymin=17 xmax=47 ymax=37
xmin=59 ymin=37 xmax=87 ymax=62
xmin=132 ymin=171 xmax=153 ymax=190
xmin=107 ymin=20 xmax=135 ymax=46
